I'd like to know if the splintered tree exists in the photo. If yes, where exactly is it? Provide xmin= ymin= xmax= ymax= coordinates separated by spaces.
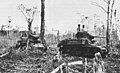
xmin=18 ymin=4 xmax=37 ymax=32
xmin=92 ymin=0 xmax=115 ymax=49
xmin=18 ymin=4 xmax=37 ymax=48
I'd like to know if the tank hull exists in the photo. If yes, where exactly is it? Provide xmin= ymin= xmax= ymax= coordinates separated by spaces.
xmin=59 ymin=44 xmax=102 ymax=59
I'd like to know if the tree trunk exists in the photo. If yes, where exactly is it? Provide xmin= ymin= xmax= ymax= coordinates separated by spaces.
xmin=109 ymin=0 xmax=115 ymax=47
xmin=106 ymin=1 xmax=110 ymax=49
xmin=26 ymin=21 xmax=32 ymax=49
xmin=28 ymin=21 xmax=32 ymax=32
xmin=41 ymin=0 xmax=45 ymax=44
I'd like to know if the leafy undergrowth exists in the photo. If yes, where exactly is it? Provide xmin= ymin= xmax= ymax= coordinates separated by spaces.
xmin=0 ymin=36 xmax=18 ymax=49
xmin=0 ymin=46 xmax=56 ymax=73
xmin=0 ymin=43 xmax=120 ymax=73
xmin=104 ymin=55 xmax=120 ymax=73
xmin=0 ymin=35 xmax=58 ymax=73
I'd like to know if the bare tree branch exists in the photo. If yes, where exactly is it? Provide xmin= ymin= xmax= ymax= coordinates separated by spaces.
xmin=31 ymin=10 xmax=36 ymax=22
xmin=110 ymin=0 xmax=115 ymax=20
xmin=18 ymin=5 xmax=28 ymax=21
xmin=111 ymin=0 xmax=115 ymax=9
xmin=103 ymin=0 xmax=108 ymax=4
xmin=110 ymin=0 xmax=115 ymax=29
xmin=20 ymin=10 xmax=28 ymax=21
xmin=106 ymin=0 xmax=110 ymax=3
xmin=91 ymin=2 xmax=107 ymax=13
xmin=108 ymin=0 xmax=111 ymax=4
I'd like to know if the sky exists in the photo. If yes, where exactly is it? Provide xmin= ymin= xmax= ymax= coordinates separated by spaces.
xmin=0 ymin=0 xmax=120 ymax=34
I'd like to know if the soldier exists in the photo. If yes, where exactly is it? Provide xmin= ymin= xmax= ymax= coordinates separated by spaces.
xmin=77 ymin=24 xmax=81 ymax=32
xmin=52 ymin=56 xmax=59 ymax=69
xmin=82 ymin=25 xmax=85 ymax=32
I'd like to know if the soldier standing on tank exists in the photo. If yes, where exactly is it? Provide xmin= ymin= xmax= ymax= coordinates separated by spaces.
xmin=77 ymin=24 xmax=81 ymax=32
xmin=82 ymin=25 xmax=85 ymax=32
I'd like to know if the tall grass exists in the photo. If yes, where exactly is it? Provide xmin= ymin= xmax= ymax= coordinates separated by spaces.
xmin=0 ymin=34 xmax=19 ymax=49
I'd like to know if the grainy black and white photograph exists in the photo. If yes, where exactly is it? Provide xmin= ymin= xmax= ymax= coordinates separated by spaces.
xmin=0 ymin=0 xmax=120 ymax=73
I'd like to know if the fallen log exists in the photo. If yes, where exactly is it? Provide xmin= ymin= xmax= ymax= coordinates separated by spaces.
xmin=51 ymin=61 xmax=83 ymax=73
xmin=0 ymin=48 xmax=9 ymax=58
xmin=0 ymin=52 xmax=9 ymax=57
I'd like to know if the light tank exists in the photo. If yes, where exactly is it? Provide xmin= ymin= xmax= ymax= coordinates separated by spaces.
xmin=58 ymin=25 xmax=108 ymax=59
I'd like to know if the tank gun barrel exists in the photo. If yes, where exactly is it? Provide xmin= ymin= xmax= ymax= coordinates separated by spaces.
xmin=94 ymin=36 xmax=106 ymax=38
